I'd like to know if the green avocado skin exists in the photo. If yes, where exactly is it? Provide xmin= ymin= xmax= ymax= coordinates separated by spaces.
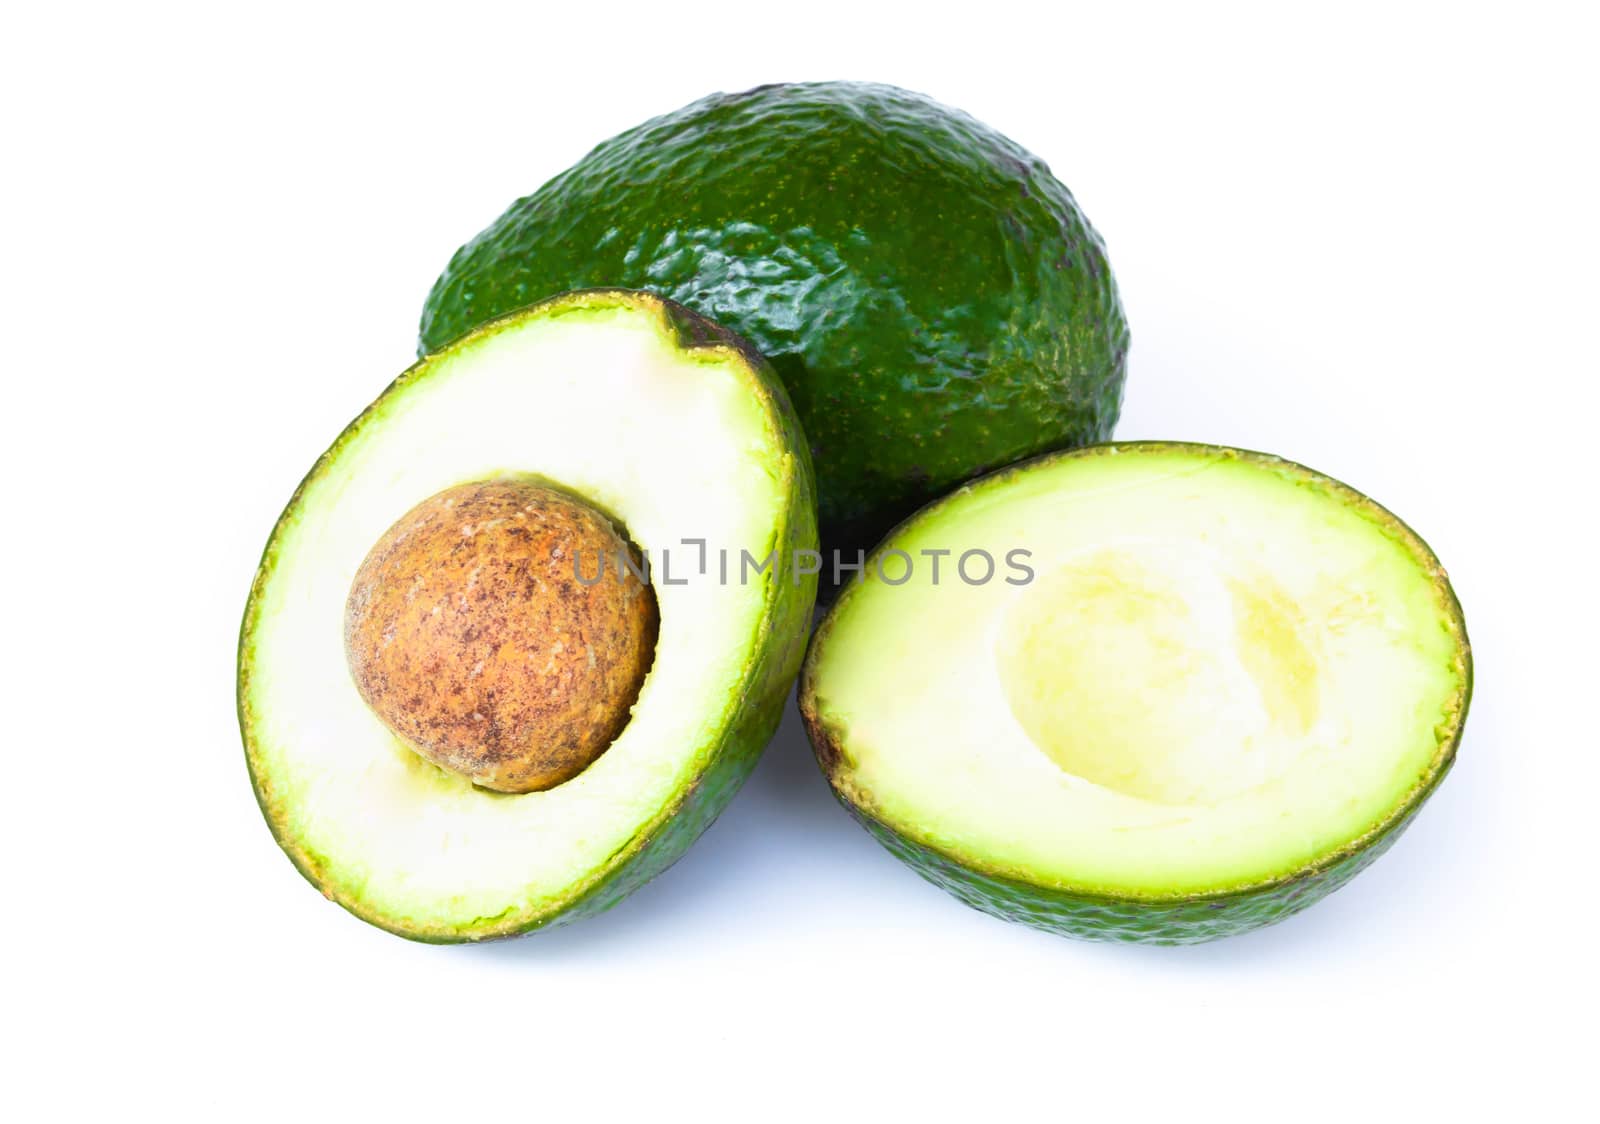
xmin=837 ymin=777 xmax=1443 ymax=945
xmin=420 ymin=82 xmax=1129 ymax=564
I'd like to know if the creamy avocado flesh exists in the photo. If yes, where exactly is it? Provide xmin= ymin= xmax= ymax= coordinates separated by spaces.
xmin=802 ymin=443 xmax=1470 ymax=942
xmin=240 ymin=291 xmax=817 ymax=941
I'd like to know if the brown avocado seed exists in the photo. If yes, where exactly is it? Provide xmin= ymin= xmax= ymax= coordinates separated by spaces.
xmin=344 ymin=479 xmax=658 ymax=793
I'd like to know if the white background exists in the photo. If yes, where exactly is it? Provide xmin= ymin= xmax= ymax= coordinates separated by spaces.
xmin=6 ymin=2 xmax=1595 ymax=1118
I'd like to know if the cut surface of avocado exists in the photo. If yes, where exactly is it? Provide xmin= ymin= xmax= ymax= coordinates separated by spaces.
xmin=801 ymin=443 xmax=1469 ymax=943
xmin=240 ymin=290 xmax=817 ymax=941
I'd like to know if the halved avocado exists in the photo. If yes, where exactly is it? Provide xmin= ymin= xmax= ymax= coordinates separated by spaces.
xmin=800 ymin=443 xmax=1470 ymax=944
xmin=239 ymin=290 xmax=817 ymax=941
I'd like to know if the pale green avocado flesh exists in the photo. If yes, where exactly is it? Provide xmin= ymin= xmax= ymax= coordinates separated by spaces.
xmin=239 ymin=290 xmax=817 ymax=941
xmin=800 ymin=443 xmax=1470 ymax=943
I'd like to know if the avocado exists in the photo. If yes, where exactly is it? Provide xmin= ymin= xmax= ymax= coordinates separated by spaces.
xmin=800 ymin=443 xmax=1471 ymax=944
xmin=239 ymin=290 xmax=818 ymax=941
xmin=420 ymin=81 xmax=1128 ymax=570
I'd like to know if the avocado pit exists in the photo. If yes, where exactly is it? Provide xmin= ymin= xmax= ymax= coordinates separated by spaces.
xmin=344 ymin=479 xmax=658 ymax=793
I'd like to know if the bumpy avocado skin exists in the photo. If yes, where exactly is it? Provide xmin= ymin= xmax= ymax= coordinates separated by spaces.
xmin=240 ymin=291 xmax=818 ymax=942
xmin=420 ymin=82 xmax=1128 ymax=563
xmin=798 ymin=443 xmax=1471 ymax=945
xmin=833 ymin=776 xmax=1444 ymax=945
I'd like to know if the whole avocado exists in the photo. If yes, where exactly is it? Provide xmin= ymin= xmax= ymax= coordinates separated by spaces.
xmin=421 ymin=81 xmax=1129 ymax=563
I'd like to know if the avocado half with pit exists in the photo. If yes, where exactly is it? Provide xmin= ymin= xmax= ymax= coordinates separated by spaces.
xmin=800 ymin=443 xmax=1471 ymax=944
xmin=239 ymin=290 xmax=817 ymax=941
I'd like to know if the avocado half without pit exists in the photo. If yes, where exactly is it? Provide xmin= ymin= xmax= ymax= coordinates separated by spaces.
xmin=239 ymin=289 xmax=818 ymax=941
xmin=800 ymin=443 xmax=1471 ymax=944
